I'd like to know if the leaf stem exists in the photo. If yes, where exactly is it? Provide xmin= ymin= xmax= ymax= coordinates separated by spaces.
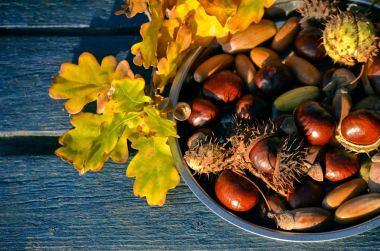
xmin=232 ymin=170 xmax=272 ymax=212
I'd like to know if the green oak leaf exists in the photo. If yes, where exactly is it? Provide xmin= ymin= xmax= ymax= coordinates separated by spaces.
xmin=110 ymin=78 xmax=152 ymax=113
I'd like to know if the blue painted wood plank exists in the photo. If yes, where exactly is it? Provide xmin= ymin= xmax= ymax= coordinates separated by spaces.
xmin=0 ymin=155 xmax=379 ymax=250
xmin=0 ymin=0 xmax=146 ymax=29
xmin=0 ymin=36 xmax=151 ymax=132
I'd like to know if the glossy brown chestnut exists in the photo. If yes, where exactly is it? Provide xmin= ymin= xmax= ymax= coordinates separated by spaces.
xmin=202 ymin=71 xmax=243 ymax=103
xmin=294 ymin=27 xmax=326 ymax=62
xmin=325 ymin=148 xmax=360 ymax=182
xmin=235 ymin=94 xmax=269 ymax=120
xmin=294 ymin=101 xmax=336 ymax=146
xmin=249 ymin=136 xmax=281 ymax=173
xmin=215 ymin=170 xmax=259 ymax=212
xmin=367 ymin=57 xmax=380 ymax=95
xmin=287 ymin=179 xmax=325 ymax=209
xmin=187 ymin=128 xmax=214 ymax=150
xmin=340 ymin=109 xmax=380 ymax=146
xmin=188 ymin=98 xmax=219 ymax=127
xmin=254 ymin=62 xmax=293 ymax=96
xmin=321 ymin=67 xmax=338 ymax=88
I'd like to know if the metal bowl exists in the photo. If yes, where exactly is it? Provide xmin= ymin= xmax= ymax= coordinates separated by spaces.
xmin=168 ymin=0 xmax=380 ymax=242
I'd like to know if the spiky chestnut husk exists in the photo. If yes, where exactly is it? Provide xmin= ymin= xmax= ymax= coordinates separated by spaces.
xmin=184 ymin=118 xmax=309 ymax=196
xmin=298 ymin=0 xmax=339 ymax=29
xmin=323 ymin=11 xmax=379 ymax=66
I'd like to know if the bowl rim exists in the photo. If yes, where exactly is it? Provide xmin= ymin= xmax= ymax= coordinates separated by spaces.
xmin=168 ymin=43 xmax=380 ymax=242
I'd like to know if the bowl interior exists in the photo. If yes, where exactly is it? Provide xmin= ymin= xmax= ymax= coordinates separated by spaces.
xmin=169 ymin=0 xmax=380 ymax=242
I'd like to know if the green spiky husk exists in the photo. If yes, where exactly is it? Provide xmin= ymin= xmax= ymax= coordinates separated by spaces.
xmin=323 ymin=11 xmax=379 ymax=66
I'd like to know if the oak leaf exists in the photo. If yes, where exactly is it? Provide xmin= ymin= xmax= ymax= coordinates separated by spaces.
xmin=226 ymin=0 xmax=275 ymax=33
xmin=131 ymin=0 xmax=164 ymax=68
xmin=49 ymin=52 xmax=132 ymax=114
xmin=56 ymin=112 xmax=128 ymax=174
xmin=126 ymin=136 xmax=180 ymax=206
xmin=124 ymin=107 xmax=178 ymax=138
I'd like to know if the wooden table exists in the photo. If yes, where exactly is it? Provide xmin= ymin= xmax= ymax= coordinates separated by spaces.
xmin=1 ymin=1 xmax=379 ymax=249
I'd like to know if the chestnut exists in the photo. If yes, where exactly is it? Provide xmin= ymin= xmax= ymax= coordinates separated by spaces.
xmin=215 ymin=170 xmax=259 ymax=212
xmin=325 ymin=148 xmax=360 ymax=182
xmin=340 ymin=109 xmax=380 ymax=146
xmin=188 ymin=98 xmax=219 ymax=127
xmin=235 ymin=94 xmax=269 ymax=120
xmin=294 ymin=101 xmax=336 ymax=146
xmin=287 ymin=179 xmax=325 ymax=209
xmin=249 ymin=136 xmax=281 ymax=174
xmin=254 ymin=62 xmax=293 ymax=96
xmin=367 ymin=57 xmax=380 ymax=95
xmin=294 ymin=27 xmax=326 ymax=62
xmin=187 ymin=128 xmax=214 ymax=150
xmin=202 ymin=71 xmax=243 ymax=103
xmin=321 ymin=67 xmax=338 ymax=89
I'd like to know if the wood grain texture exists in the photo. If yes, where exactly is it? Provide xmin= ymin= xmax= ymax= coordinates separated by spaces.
xmin=0 ymin=0 xmax=146 ymax=30
xmin=0 ymin=155 xmax=379 ymax=250
xmin=0 ymin=36 xmax=151 ymax=132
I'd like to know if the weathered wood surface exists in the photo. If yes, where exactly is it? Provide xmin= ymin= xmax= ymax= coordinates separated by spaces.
xmin=1 ymin=0 xmax=380 ymax=249
xmin=0 ymin=155 xmax=379 ymax=250
xmin=0 ymin=0 xmax=146 ymax=31
xmin=0 ymin=36 xmax=151 ymax=132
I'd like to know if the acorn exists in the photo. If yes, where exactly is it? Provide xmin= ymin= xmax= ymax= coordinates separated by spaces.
xmin=268 ymin=207 xmax=332 ymax=231
xmin=323 ymin=11 xmax=379 ymax=66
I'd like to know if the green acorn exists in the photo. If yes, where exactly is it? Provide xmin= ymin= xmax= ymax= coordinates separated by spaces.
xmin=323 ymin=11 xmax=379 ymax=66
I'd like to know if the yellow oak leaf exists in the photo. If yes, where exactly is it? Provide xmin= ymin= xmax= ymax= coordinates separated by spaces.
xmin=126 ymin=136 xmax=180 ymax=206
xmin=124 ymin=107 xmax=178 ymax=138
xmin=49 ymin=52 xmax=132 ymax=114
xmin=199 ymin=0 xmax=237 ymax=26
xmin=226 ymin=0 xmax=276 ymax=33
xmin=131 ymin=0 xmax=164 ymax=68
xmin=116 ymin=0 xmax=149 ymax=18
xmin=56 ymin=112 xmax=128 ymax=174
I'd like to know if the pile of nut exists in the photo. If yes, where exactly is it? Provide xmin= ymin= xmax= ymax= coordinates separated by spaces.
xmin=178 ymin=10 xmax=380 ymax=232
